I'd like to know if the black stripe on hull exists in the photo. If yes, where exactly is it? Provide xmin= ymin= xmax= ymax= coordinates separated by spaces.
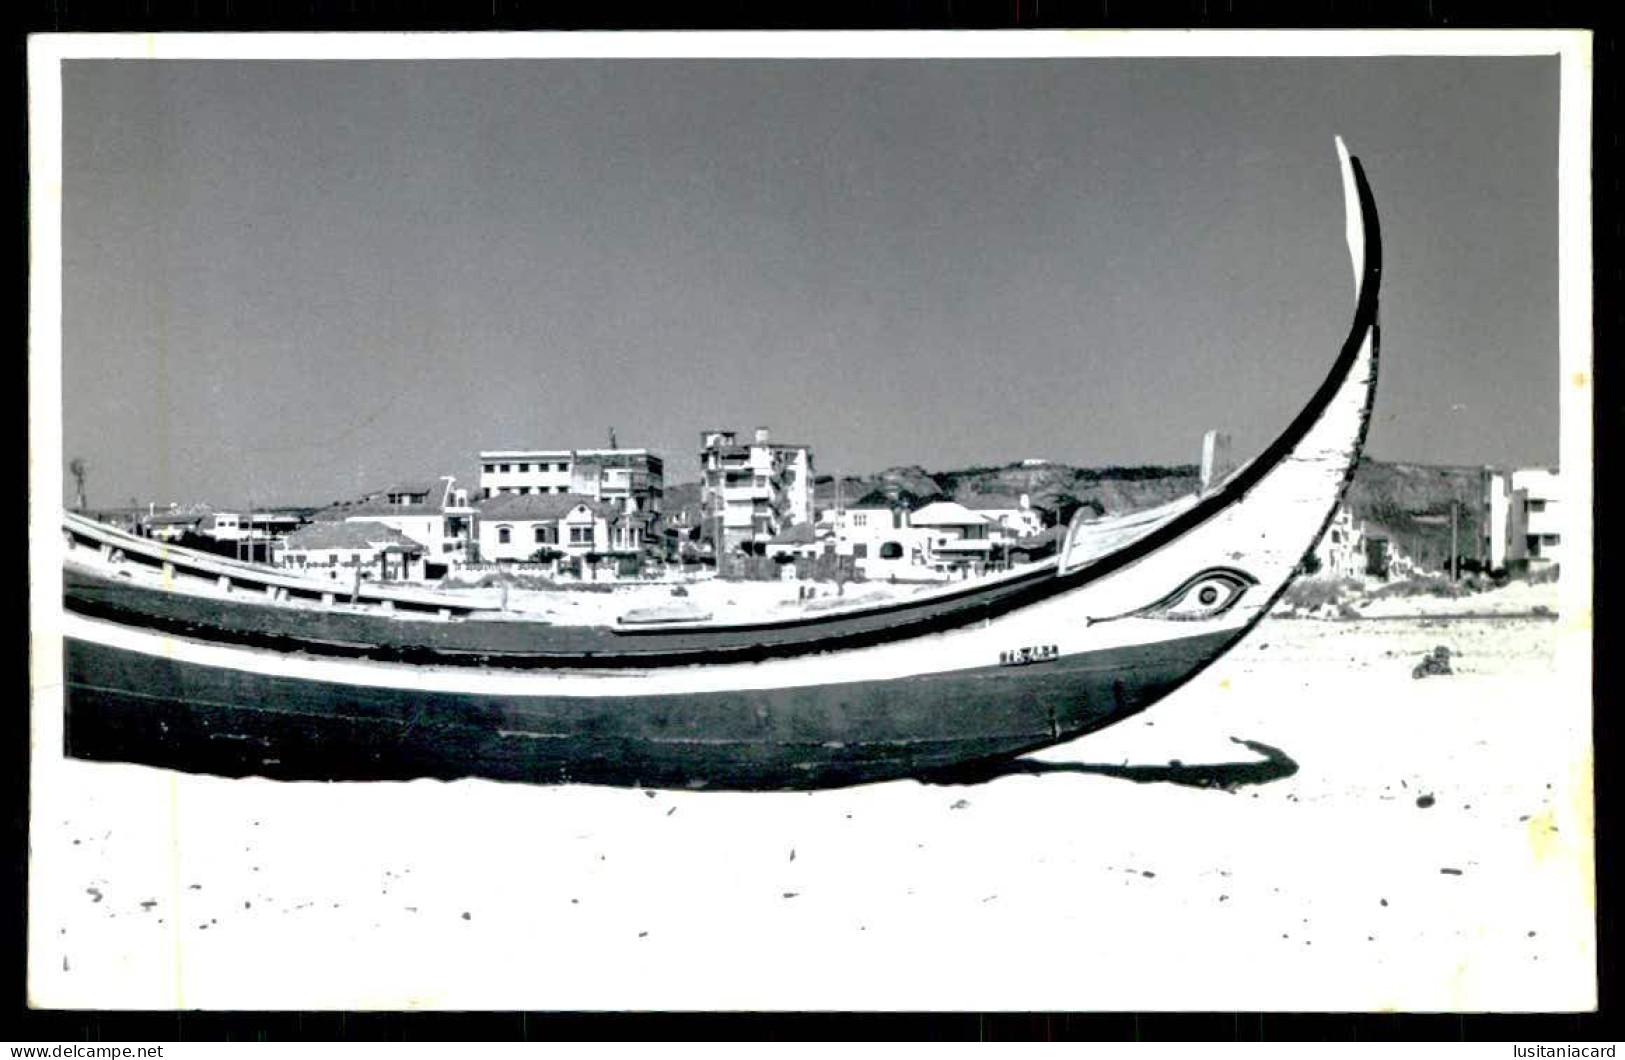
xmin=64 ymin=629 xmax=1238 ymax=790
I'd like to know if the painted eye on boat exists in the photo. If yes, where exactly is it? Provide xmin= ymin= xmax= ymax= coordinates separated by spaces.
xmin=1149 ymin=568 xmax=1257 ymax=621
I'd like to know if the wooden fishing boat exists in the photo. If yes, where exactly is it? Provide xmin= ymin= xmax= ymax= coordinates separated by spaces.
xmin=58 ymin=139 xmax=1382 ymax=790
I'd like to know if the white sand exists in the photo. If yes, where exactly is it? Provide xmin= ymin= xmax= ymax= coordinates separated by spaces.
xmin=28 ymin=581 xmax=1592 ymax=1011
xmin=453 ymin=577 xmax=932 ymax=625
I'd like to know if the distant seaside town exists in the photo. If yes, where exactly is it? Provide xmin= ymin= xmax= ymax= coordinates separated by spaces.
xmin=68 ymin=426 xmax=1563 ymax=592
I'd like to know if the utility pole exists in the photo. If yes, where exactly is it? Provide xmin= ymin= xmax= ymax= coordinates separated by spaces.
xmin=1450 ymin=499 xmax=1460 ymax=582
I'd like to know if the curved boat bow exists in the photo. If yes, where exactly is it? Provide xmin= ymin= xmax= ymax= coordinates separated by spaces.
xmin=61 ymin=139 xmax=1381 ymax=789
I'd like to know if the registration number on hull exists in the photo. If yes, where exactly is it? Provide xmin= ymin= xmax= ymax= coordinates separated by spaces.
xmin=999 ymin=644 xmax=1059 ymax=667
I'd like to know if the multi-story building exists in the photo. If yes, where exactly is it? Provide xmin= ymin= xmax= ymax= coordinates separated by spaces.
xmin=698 ymin=427 xmax=814 ymax=556
xmin=1484 ymin=466 xmax=1563 ymax=570
xmin=477 ymin=448 xmax=664 ymax=520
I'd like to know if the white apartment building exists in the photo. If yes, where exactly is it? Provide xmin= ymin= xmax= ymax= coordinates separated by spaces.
xmin=477 ymin=448 xmax=664 ymax=523
xmin=1485 ymin=466 xmax=1563 ymax=570
xmin=699 ymin=428 xmax=814 ymax=555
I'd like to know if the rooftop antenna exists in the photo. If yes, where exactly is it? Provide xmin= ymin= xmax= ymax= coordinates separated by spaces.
xmin=608 ymin=427 xmax=618 ymax=450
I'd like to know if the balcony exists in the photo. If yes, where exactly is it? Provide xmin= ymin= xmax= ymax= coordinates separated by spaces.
xmin=931 ymin=538 xmax=994 ymax=554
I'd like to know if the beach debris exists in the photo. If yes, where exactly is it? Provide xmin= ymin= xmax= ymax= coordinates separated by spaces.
xmin=85 ymin=887 xmax=103 ymax=903
xmin=1416 ymin=794 xmax=1436 ymax=808
xmin=782 ymin=892 xmax=799 ymax=900
xmin=950 ymin=799 xmax=970 ymax=810
xmin=461 ymin=911 xmax=471 ymax=920
xmin=789 ymin=848 xmax=796 ymax=862
xmin=139 ymin=900 xmax=157 ymax=911
xmin=1412 ymin=646 xmax=1454 ymax=679
xmin=1440 ymin=867 xmax=1463 ymax=876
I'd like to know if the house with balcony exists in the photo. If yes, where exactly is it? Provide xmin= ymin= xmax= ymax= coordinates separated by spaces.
xmin=959 ymin=492 xmax=1048 ymax=540
xmin=698 ymin=427 xmax=814 ymax=559
xmin=909 ymin=500 xmax=1010 ymax=578
xmin=311 ymin=478 xmax=476 ymax=576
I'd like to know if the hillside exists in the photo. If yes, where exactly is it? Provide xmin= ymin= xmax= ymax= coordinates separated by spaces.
xmin=665 ymin=457 xmax=1491 ymax=566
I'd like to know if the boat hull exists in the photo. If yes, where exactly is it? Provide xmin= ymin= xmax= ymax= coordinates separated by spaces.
xmin=64 ymin=625 xmax=1238 ymax=789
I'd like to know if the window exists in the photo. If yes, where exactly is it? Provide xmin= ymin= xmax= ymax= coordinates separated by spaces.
xmin=500 ymin=464 xmax=511 ymax=473
xmin=519 ymin=463 xmax=531 ymax=473
xmin=534 ymin=526 xmax=547 ymax=544
xmin=482 ymin=487 xmax=491 ymax=499
xmin=853 ymin=513 xmax=868 ymax=527
xmin=483 ymin=463 xmax=495 ymax=474
xmin=1527 ymin=500 xmax=1548 ymax=513
xmin=853 ymin=543 xmax=869 ymax=559
xmin=879 ymin=541 xmax=903 ymax=560
xmin=570 ymin=526 xmax=592 ymax=545
xmin=497 ymin=526 xmax=512 ymax=544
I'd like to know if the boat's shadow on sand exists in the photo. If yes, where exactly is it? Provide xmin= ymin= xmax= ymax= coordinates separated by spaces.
xmin=918 ymin=737 xmax=1298 ymax=791
xmin=66 ymin=724 xmax=1297 ymax=793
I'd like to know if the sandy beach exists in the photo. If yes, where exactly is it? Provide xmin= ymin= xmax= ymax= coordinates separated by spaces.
xmin=28 ymin=578 xmax=1593 ymax=1012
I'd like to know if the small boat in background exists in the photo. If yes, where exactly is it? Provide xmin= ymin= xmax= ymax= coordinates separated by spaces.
xmin=58 ymin=138 xmax=1382 ymax=790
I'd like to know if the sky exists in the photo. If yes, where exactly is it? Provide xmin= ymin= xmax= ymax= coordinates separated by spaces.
xmin=57 ymin=54 xmax=1560 ymax=509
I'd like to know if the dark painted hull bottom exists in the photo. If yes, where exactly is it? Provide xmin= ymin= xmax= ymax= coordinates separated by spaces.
xmin=64 ymin=629 xmax=1239 ymax=790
